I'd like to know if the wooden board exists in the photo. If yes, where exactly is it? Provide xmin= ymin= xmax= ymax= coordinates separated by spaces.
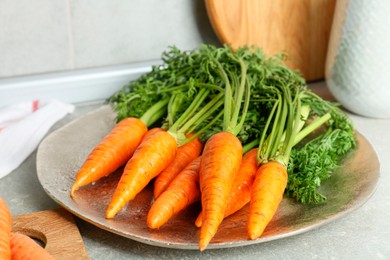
xmin=12 ymin=208 xmax=89 ymax=260
xmin=205 ymin=0 xmax=336 ymax=81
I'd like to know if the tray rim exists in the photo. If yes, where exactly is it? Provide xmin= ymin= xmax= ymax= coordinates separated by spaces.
xmin=36 ymin=105 xmax=380 ymax=250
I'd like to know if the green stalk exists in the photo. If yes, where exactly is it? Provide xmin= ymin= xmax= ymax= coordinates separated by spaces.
xmin=214 ymin=60 xmax=232 ymax=131
xmin=233 ymin=76 xmax=251 ymax=136
xmin=123 ymin=94 xmax=141 ymax=106
xmin=257 ymin=84 xmax=309 ymax=166
xmin=147 ymin=108 xmax=167 ymax=128
xmin=277 ymin=88 xmax=299 ymax=165
xmin=139 ymin=99 xmax=169 ymax=127
xmin=169 ymin=88 xmax=209 ymax=133
xmin=166 ymin=94 xmax=185 ymax=128
xmin=293 ymin=113 xmax=331 ymax=145
xmin=180 ymin=93 xmax=224 ymax=134
xmin=257 ymin=98 xmax=280 ymax=164
xmin=271 ymin=91 xmax=289 ymax=159
xmin=197 ymin=83 xmax=225 ymax=93
xmin=296 ymin=105 xmax=311 ymax=133
xmin=267 ymin=91 xmax=283 ymax=160
xmin=279 ymin=104 xmax=311 ymax=144
xmin=243 ymin=139 xmax=260 ymax=154
xmin=215 ymin=55 xmax=250 ymax=136
xmin=186 ymin=99 xmax=224 ymax=133
xmin=230 ymin=58 xmax=247 ymax=130
xmin=181 ymin=110 xmax=224 ymax=146
xmin=167 ymin=86 xmax=225 ymax=146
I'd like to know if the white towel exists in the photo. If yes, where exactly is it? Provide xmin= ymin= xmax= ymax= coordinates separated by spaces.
xmin=0 ymin=99 xmax=75 ymax=179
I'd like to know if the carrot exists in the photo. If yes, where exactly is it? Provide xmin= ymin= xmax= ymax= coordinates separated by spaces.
xmin=198 ymin=132 xmax=243 ymax=251
xmin=10 ymin=232 xmax=54 ymax=260
xmin=0 ymin=196 xmax=12 ymax=260
xmin=141 ymin=127 xmax=164 ymax=143
xmin=248 ymin=161 xmax=287 ymax=239
xmin=245 ymin=86 xmax=291 ymax=240
xmin=70 ymin=98 xmax=170 ymax=198
xmin=105 ymin=130 xmax=177 ymax=218
xmin=70 ymin=117 xmax=148 ymax=197
xmin=153 ymin=133 xmax=203 ymax=198
xmin=197 ymin=52 xmax=250 ymax=251
xmin=195 ymin=148 xmax=258 ymax=227
xmin=106 ymin=87 xmax=224 ymax=219
xmin=147 ymin=156 xmax=201 ymax=229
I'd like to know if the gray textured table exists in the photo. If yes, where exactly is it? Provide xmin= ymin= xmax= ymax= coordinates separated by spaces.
xmin=1 ymin=82 xmax=389 ymax=259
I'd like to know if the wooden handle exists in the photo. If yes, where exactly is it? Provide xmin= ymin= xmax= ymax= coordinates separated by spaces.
xmin=12 ymin=208 xmax=89 ymax=260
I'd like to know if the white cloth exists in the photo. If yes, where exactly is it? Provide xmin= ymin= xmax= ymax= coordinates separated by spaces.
xmin=0 ymin=99 xmax=75 ymax=179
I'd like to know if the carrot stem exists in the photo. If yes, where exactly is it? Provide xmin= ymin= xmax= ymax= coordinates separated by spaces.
xmin=179 ymin=92 xmax=224 ymax=134
xmin=214 ymin=60 xmax=232 ymax=131
xmin=257 ymin=98 xmax=280 ymax=163
xmin=188 ymin=109 xmax=224 ymax=140
xmin=169 ymin=88 xmax=210 ymax=133
xmin=230 ymin=57 xmax=247 ymax=133
xmin=293 ymin=113 xmax=331 ymax=145
xmin=139 ymin=99 xmax=170 ymax=127
xmin=242 ymin=139 xmax=259 ymax=154
xmin=166 ymin=94 xmax=185 ymax=128
xmin=233 ymin=77 xmax=251 ymax=136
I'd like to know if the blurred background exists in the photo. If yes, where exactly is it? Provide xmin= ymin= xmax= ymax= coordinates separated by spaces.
xmin=0 ymin=1 xmax=220 ymax=78
xmin=2 ymin=0 xmax=389 ymax=117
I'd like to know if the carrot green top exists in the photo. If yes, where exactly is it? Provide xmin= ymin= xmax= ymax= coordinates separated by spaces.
xmin=108 ymin=44 xmax=356 ymax=205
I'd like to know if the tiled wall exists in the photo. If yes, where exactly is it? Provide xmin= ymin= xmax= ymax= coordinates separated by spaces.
xmin=0 ymin=0 xmax=220 ymax=79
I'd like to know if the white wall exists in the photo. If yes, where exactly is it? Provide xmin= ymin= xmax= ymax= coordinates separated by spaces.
xmin=0 ymin=0 xmax=220 ymax=79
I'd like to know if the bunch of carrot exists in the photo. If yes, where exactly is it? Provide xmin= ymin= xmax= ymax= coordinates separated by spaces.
xmin=69 ymin=45 xmax=356 ymax=251
xmin=0 ymin=196 xmax=54 ymax=260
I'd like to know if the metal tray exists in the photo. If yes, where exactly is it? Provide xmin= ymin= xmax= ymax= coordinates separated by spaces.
xmin=36 ymin=105 xmax=380 ymax=250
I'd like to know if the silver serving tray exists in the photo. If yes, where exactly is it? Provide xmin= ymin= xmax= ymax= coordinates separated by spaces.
xmin=36 ymin=105 xmax=380 ymax=250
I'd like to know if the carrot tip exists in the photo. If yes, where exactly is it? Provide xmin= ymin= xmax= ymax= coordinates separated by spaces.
xmin=153 ymin=190 xmax=162 ymax=199
xmin=247 ymin=219 xmax=271 ymax=240
xmin=199 ymin=236 xmax=212 ymax=251
xmin=248 ymin=232 xmax=260 ymax=240
xmin=105 ymin=211 xmax=115 ymax=219
xmin=146 ymin=220 xmax=159 ymax=230
xmin=70 ymin=186 xmax=77 ymax=198
xmin=194 ymin=213 xmax=202 ymax=228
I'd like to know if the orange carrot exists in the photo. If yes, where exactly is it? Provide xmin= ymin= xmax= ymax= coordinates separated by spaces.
xmin=147 ymin=156 xmax=201 ymax=229
xmin=0 ymin=196 xmax=12 ymax=260
xmin=10 ymin=233 xmax=54 ymax=260
xmin=106 ymin=130 xmax=177 ymax=218
xmin=247 ymin=161 xmax=287 ymax=240
xmin=106 ymin=86 xmax=225 ymax=219
xmin=198 ymin=132 xmax=242 ymax=251
xmin=141 ymin=127 xmax=164 ymax=143
xmin=153 ymin=133 xmax=203 ymax=198
xmin=70 ymin=117 xmax=148 ymax=197
xmin=195 ymin=148 xmax=258 ymax=227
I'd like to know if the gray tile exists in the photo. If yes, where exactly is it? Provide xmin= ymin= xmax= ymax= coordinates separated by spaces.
xmin=0 ymin=0 xmax=71 ymax=78
xmin=70 ymin=0 xmax=220 ymax=69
